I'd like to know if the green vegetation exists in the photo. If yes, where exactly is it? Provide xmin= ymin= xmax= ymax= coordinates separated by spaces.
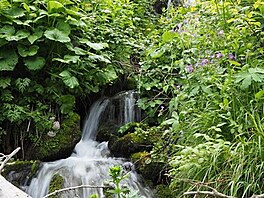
xmin=0 ymin=0 xmax=154 ymax=156
xmin=1 ymin=0 xmax=264 ymax=197
xmin=133 ymin=0 xmax=264 ymax=197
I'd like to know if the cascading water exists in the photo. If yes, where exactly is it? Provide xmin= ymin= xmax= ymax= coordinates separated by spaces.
xmin=27 ymin=91 xmax=153 ymax=198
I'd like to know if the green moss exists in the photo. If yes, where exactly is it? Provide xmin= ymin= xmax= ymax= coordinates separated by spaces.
xmin=131 ymin=151 xmax=150 ymax=164
xmin=37 ymin=112 xmax=81 ymax=159
xmin=49 ymin=174 xmax=64 ymax=198
xmin=155 ymin=185 xmax=175 ymax=198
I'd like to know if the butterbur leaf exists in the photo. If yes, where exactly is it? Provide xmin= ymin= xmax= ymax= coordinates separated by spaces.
xmin=0 ymin=25 xmax=15 ymax=38
xmin=6 ymin=30 xmax=30 ymax=41
xmin=86 ymin=41 xmax=108 ymax=50
xmin=0 ymin=49 xmax=18 ymax=71
xmin=88 ymin=53 xmax=110 ymax=63
xmin=53 ymin=55 xmax=80 ymax=64
xmin=56 ymin=20 xmax=71 ymax=35
xmin=59 ymin=70 xmax=79 ymax=88
xmin=47 ymin=1 xmax=65 ymax=13
xmin=28 ymin=29 xmax=43 ymax=44
xmin=5 ymin=7 xmax=25 ymax=18
xmin=104 ymin=65 xmax=117 ymax=81
xmin=17 ymin=44 xmax=39 ymax=57
xmin=59 ymin=95 xmax=75 ymax=114
xmin=44 ymin=28 xmax=71 ymax=43
xmin=24 ymin=56 xmax=45 ymax=70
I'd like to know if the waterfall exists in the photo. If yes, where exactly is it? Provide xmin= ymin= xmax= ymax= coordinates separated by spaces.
xmin=27 ymin=91 xmax=152 ymax=198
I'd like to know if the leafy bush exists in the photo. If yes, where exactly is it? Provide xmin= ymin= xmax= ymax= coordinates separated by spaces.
xmin=0 ymin=0 xmax=156 ymax=155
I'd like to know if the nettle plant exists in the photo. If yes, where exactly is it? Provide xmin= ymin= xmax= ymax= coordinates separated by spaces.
xmin=0 ymin=0 xmax=152 ymax=153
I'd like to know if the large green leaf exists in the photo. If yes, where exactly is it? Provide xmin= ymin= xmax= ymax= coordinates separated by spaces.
xmin=87 ymin=41 xmax=108 ymax=50
xmin=59 ymin=95 xmax=75 ymax=114
xmin=59 ymin=70 xmax=79 ymax=88
xmin=24 ymin=56 xmax=45 ymax=70
xmin=88 ymin=52 xmax=111 ymax=63
xmin=5 ymin=7 xmax=25 ymax=18
xmin=28 ymin=29 xmax=43 ymax=44
xmin=56 ymin=20 xmax=71 ymax=35
xmin=104 ymin=65 xmax=117 ymax=81
xmin=6 ymin=30 xmax=30 ymax=41
xmin=0 ymin=25 xmax=15 ymax=39
xmin=17 ymin=44 xmax=39 ymax=57
xmin=0 ymin=49 xmax=18 ymax=71
xmin=44 ymin=28 xmax=71 ymax=43
xmin=52 ymin=55 xmax=80 ymax=64
xmin=47 ymin=1 xmax=65 ymax=13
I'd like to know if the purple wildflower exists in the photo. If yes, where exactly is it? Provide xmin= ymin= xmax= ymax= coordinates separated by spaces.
xmin=229 ymin=53 xmax=235 ymax=60
xmin=160 ymin=106 xmax=164 ymax=110
xmin=201 ymin=59 xmax=209 ymax=66
xmin=186 ymin=64 xmax=194 ymax=73
xmin=215 ymin=52 xmax=224 ymax=59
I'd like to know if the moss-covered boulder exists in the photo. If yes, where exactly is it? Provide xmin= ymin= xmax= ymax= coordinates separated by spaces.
xmin=96 ymin=121 xmax=119 ymax=142
xmin=108 ymin=133 xmax=153 ymax=158
xmin=154 ymin=184 xmax=175 ymax=198
xmin=131 ymin=152 xmax=169 ymax=185
xmin=26 ymin=112 xmax=81 ymax=161
xmin=48 ymin=174 xmax=64 ymax=198
xmin=2 ymin=160 xmax=40 ymax=188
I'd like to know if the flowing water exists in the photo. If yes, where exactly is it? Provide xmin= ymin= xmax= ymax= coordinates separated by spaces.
xmin=27 ymin=91 xmax=153 ymax=198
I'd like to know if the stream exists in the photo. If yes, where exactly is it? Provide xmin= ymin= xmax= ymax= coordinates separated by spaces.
xmin=26 ymin=91 xmax=153 ymax=198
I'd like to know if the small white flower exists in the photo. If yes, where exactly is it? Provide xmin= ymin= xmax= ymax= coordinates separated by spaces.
xmin=47 ymin=131 xmax=56 ymax=137
xmin=52 ymin=121 xmax=60 ymax=130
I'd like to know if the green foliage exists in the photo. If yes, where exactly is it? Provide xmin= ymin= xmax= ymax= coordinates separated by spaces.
xmin=0 ymin=0 xmax=155 ymax=154
xmin=132 ymin=0 xmax=264 ymax=197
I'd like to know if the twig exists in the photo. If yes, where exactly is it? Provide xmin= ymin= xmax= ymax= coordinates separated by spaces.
xmin=0 ymin=147 xmax=21 ymax=174
xmin=43 ymin=184 xmax=106 ymax=198
xmin=184 ymin=189 xmax=235 ymax=198
xmin=250 ymin=194 xmax=264 ymax=198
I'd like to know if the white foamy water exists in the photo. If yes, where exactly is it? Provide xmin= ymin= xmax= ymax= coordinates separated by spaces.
xmin=27 ymin=92 xmax=153 ymax=198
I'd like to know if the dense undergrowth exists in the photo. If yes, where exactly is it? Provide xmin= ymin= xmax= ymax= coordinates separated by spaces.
xmin=0 ymin=0 xmax=155 ymax=156
xmin=135 ymin=0 xmax=264 ymax=197
xmin=1 ymin=0 xmax=264 ymax=197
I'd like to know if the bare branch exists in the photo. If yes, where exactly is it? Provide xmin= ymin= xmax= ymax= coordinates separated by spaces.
xmin=43 ymin=184 xmax=106 ymax=198
xmin=0 ymin=147 xmax=21 ymax=174
xmin=250 ymin=194 xmax=264 ymax=198
xmin=184 ymin=189 xmax=235 ymax=198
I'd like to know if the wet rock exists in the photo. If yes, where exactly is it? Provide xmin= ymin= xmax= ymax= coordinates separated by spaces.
xmin=108 ymin=133 xmax=153 ymax=158
xmin=26 ymin=113 xmax=81 ymax=161
xmin=2 ymin=160 xmax=40 ymax=189
xmin=131 ymin=152 xmax=169 ymax=185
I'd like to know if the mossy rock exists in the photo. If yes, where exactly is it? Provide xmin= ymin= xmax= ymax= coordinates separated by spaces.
xmin=108 ymin=133 xmax=152 ymax=158
xmin=96 ymin=121 xmax=120 ymax=142
xmin=2 ymin=160 xmax=40 ymax=188
xmin=48 ymin=174 xmax=64 ymax=198
xmin=154 ymin=184 xmax=175 ymax=198
xmin=131 ymin=152 xmax=169 ymax=185
xmin=27 ymin=112 xmax=81 ymax=161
